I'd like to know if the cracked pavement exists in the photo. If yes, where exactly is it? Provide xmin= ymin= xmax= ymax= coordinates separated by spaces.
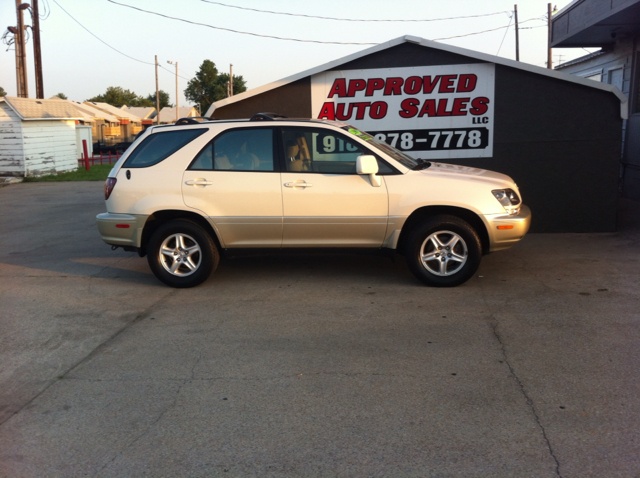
xmin=1 ymin=182 xmax=639 ymax=477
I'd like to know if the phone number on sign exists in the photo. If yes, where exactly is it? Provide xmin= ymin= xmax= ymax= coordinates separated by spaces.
xmin=370 ymin=128 xmax=489 ymax=151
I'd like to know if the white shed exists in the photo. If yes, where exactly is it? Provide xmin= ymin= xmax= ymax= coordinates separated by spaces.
xmin=0 ymin=97 xmax=83 ymax=177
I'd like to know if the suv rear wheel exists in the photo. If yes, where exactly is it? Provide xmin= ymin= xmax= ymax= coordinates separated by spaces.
xmin=147 ymin=219 xmax=219 ymax=288
xmin=406 ymin=215 xmax=481 ymax=287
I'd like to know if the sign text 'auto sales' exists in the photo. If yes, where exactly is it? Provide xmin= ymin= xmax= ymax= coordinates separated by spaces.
xmin=311 ymin=64 xmax=496 ymax=159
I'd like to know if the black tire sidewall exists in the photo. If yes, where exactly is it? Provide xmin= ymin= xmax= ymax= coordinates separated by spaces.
xmin=406 ymin=215 xmax=481 ymax=287
xmin=147 ymin=219 xmax=218 ymax=288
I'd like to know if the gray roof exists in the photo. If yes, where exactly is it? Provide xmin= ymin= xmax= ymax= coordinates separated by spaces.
xmin=122 ymin=106 xmax=156 ymax=119
xmin=555 ymin=49 xmax=607 ymax=70
xmin=48 ymin=98 xmax=95 ymax=123
xmin=158 ymin=106 xmax=198 ymax=123
xmin=85 ymin=102 xmax=143 ymax=122
xmin=3 ymin=96 xmax=83 ymax=121
xmin=72 ymin=102 xmax=120 ymax=123
xmin=206 ymin=35 xmax=628 ymax=120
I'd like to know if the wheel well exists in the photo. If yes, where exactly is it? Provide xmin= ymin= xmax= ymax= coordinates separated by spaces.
xmin=140 ymin=210 xmax=221 ymax=257
xmin=397 ymin=206 xmax=490 ymax=255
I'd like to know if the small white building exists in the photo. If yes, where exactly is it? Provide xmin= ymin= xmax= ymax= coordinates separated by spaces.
xmin=0 ymin=97 xmax=83 ymax=177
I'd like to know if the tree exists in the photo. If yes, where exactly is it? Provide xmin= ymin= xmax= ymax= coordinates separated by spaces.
xmin=184 ymin=60 xmax=247 ymax=115
xmin=55 ymin=92 xmax=67 ymax=100
xmin=87 ymin=86 xmax=153 ymax=107
xmin=146 ymin=90 xmax=172 ymax=109
xmin=0 ymin=86 xmax=6 ymax=97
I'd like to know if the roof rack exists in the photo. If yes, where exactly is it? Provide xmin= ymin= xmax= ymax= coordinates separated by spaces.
xmin=249 ymin=112 xmax=288 ymax=121
xmin=174 ymin=116 xmax=218 ymax=125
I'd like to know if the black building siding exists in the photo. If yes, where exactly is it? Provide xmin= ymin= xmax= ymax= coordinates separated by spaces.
xmin=212 ymin=77 xmax=312 ymax=120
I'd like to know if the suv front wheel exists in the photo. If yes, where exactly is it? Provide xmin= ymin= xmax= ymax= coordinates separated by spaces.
xmin=406 ymin=215 xmax=481 ymax=287
xmin=147 ymin=219 xmax=219 ymax=288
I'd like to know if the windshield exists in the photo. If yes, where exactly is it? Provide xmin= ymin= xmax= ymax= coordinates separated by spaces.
xmin=341 ymin=125 xmax=420 ymax=170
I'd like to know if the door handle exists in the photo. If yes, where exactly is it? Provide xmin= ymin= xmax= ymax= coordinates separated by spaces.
xmin=185 ymin=179 xmax=213 ymax=186
xmin=284 ymin=181 xmax=313 ymax=188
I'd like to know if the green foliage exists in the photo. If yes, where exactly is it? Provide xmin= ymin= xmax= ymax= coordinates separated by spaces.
xmin=184 ymin=60 xmax=247 ymax=115
xmin=0 ymin=86 xmax=6 ymax=97
xmin=87 ymin=86 xmax=153 ymax=107
xmin=23 ymin=165 xmax=113 ymax=182
xmin=146 ymin=90 xmax=172 ymax=109
xmin=55 ymin=92 xmax=67 ymax=100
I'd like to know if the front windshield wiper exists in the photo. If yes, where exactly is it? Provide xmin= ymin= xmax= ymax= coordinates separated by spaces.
xmin=413 ymin=159 xmax=431 ymax=170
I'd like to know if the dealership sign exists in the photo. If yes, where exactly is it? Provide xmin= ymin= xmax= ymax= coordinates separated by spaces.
xmin=311 ymin=64 xmax=495 ymax=159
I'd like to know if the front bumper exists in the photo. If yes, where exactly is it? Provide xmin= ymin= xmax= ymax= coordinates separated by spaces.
xmin=484 ymin=204 xmax=532 ymax=252
xmin=96 ymin=213 xmax=148 ymax=247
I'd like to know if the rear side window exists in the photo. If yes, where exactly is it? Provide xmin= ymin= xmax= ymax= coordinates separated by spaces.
xmin=189 ymin=127 xmax=275 ymax=171
xmin=123 ymin=129 xmax=207 ymax=168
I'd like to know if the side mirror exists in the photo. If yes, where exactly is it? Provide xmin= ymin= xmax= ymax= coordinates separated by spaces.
xmin=356 ymin=155 xmax=381 ymax=187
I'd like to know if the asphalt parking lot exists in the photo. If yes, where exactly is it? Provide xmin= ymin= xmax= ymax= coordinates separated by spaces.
xmin=1 ymin=181 xmax=639 ymax=477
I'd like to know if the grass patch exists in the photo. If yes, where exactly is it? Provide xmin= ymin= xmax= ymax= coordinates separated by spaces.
xmin=23 ymin=164 xmax=113 ymax=182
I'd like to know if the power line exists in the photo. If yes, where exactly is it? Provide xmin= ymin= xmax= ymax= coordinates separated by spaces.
xmin=107 ymin=0 xmax=546 ymax=46
xmin=496 ymin=13 xmax=514 ymax=55
xmin=199 ymin=0 xmax=511 ymax=23
xmin=51 ymin=0 xmax=191 ymax=83
xmin=106 ymin=0 xmax=378 ymax=45
xmin=40 ymin=0 xmax=52 ymax=21
xmin=159 ymin=64 xmax=191 ymax=82
xmin=50 ymin=0 xmax=550 ymax=83
xmin=434 ymin=15 xmax=545 ymax=41
xmin=433 ymin=22 xmax=511 ymax=41
xmin=52 ymin=0 xmax=155 ymax=65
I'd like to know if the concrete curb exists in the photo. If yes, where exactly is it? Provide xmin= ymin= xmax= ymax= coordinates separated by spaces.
xmin=0 ymin=177 xmax=23 ymax=187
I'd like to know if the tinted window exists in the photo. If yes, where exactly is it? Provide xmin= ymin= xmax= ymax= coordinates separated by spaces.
xmin=342 ymin=125 xmax=417 ymax=170
xmin=282 ymin=127 xmax=393 ymax=174
xmin=124 ymin=129 xmax=206 ymax=168
xmin=190 ymin=128 xmax=274 ymax=171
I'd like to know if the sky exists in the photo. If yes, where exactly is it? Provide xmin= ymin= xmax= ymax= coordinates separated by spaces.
xmin=0 ymin=0 xmax=591 ymax=107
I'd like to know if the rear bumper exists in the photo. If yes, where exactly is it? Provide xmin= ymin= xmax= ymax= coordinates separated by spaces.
xmin=96 ymin=213 xmax=148 ymax=247
xmin=484 ymin=205 xmax=532 ymax=252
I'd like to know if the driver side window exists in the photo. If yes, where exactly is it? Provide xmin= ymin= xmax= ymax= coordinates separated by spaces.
xmin=281 ymin=128 xmax=363 ymax=174
xmin=281 ymin=127 xmax=393 ymax=174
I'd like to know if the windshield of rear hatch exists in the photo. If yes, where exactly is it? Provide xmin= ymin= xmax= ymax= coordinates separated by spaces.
xmin=341 ymin=125 xmax=419 ymax=169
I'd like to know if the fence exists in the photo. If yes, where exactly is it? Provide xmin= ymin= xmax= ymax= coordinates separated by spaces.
xmin=77 ymin=152 xmax=122 ymax=169
xmin=77 ymin=139 xmax=121 ymax=170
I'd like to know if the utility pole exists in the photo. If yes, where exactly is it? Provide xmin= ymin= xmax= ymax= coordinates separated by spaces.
xmin=167 ymin=60 xmax=178 ymax=122
xmin=15 ymin=0 xmax=29 ymax=97
xmin=155 ymin=55 xmax=160 ymax=125
xmin=547 ymin=3 xmax=553 ymax=69
xmin=9 ymin=26 xmax=21 ymax=97
xmin=229 ymin=63 xmax=233 ymax=96
xmin=514 ymin=4 xmax=520 ymax=61
xmin=32 ymin=0 xmax=44 ymax=98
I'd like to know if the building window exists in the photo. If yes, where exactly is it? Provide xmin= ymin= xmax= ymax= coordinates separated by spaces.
xmin=607 ymin=68 xmax=623 ymax=91
xmin=580 ymin=68 xmax=603 ymax=82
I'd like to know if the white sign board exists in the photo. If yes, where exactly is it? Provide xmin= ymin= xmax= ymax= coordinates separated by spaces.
xmin=311 ymin=64 xmax=495 ymax=160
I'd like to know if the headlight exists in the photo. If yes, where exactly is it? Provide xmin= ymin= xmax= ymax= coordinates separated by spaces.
xmin=492 ymin=188 xmax=521 ymax=214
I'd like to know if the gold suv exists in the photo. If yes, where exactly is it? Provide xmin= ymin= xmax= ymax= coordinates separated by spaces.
xmin=97 ymin=114 xmax=531 ymax=288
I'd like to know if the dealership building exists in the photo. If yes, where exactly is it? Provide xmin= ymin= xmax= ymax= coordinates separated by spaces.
xmin=206 ymin=36 xmax=627 ymax=233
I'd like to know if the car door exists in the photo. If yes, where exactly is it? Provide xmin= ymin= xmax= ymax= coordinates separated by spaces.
xmin=279 ymin=126 xmax=389 ymax=247
xmin=182 ymin=127 xmax=283 ymax=247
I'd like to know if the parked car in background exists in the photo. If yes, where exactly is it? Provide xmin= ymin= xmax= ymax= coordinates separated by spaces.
xmin=92 ymin=141 xmax=133 ymax=156
xmin=97 ymin=114 xmax=531 ymax=288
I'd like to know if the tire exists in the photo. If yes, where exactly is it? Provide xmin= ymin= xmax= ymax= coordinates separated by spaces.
xmin=147 ymin=219 xmax=219 ymax=288
xmin=405 ymin=215 xmax=482 ymax=287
